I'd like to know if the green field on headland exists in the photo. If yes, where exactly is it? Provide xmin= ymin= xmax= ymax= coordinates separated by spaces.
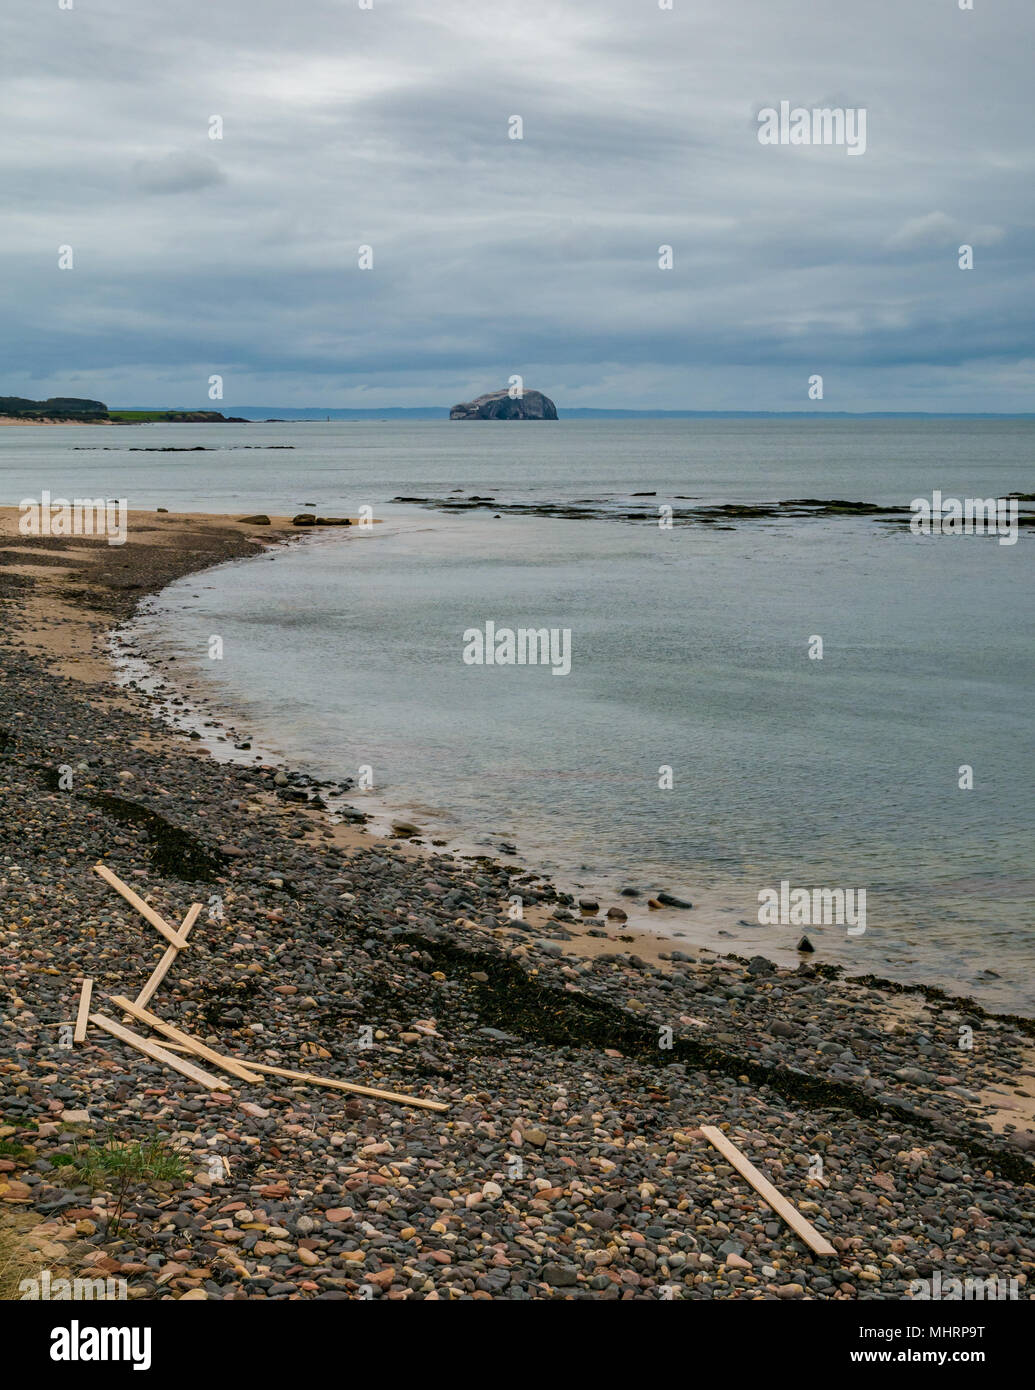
xmin=108 ymin=409 xmax=241 ymax=423
xmin=0 ymin=397 xmax=240 ymax=424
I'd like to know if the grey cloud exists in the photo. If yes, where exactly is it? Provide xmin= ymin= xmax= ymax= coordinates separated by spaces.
xmin=0 ymin=0 xmax=1032 ymax=409
xmin=130 ymin=152 xmax=227 ymax=194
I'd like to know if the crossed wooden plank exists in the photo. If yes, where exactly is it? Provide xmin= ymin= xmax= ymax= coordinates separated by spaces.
xmin=71 ymin=868 xmax=201 ymax=1049
xmin=93 ymin=863 xmax=194 ymax=950
xmin=79 ymin=860 xmax=448 ymax=1113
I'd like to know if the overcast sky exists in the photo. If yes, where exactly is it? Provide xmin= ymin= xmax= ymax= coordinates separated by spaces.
xmin=1 ymin=0 xmax=1032 ymax=411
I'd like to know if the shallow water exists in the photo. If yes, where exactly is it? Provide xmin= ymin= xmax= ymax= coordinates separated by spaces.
xmin=5 ymin=417 xmax=1033 ymax=1010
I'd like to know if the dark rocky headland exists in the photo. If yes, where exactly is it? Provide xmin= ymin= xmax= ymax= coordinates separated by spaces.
xmin=0 ymin=508 xmax=1031 ymax=1301
xmin=0 ymin=396 xmax=249 ymax=425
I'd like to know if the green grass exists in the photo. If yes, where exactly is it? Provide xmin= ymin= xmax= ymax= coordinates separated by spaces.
xmin=72 ymin=1132 xmax=190 ymax=1233
xmin=107 ymin=410 xmax=171 ymax=421
xmin=0 ymin=1141 xmax=35 ymax=1162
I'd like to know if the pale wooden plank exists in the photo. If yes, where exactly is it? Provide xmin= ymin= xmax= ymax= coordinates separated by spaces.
xmin=93 ymin=864 xmax=190 ymax=950
xmin=88 ymin=1012 xmax=227 ymax=1090
xmin=700 ymin=1125 xmax=836 ymax=1256
xmin=156 ymin=1042 xmax=447 ymax=1111
xmin=73 ymin=978 xmax=93 ymax=1044
xmin=133 ymin=902 xmax=202 ymax=1010
xmin=110 ymin=994 xmax=263 ymax=1084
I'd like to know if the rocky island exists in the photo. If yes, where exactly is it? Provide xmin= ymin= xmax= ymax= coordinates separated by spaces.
xmin=450 ymin=388 xmax=558 ymax=420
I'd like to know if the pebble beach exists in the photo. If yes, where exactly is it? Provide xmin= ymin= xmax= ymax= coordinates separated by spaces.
xmin=1 ymin=510 xmax=1032 ymax=1302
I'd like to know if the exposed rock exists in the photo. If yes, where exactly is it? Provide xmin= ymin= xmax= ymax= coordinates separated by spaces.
xmin=450 ymin=389 xmax=558 ymax=421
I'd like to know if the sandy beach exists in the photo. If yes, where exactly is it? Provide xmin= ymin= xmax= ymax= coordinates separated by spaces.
xmin=1 ymin=508 xmax=1032 ymax=1301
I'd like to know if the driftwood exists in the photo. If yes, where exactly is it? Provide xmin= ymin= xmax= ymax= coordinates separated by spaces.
xmin=110 ymin=995 xmax=263 ymax=1085
xmin=133 ymin=902 xmax=202 ymax=1010
xmin=93 ymin=864 xmax=190 ymax=950
xmin=156 ymin=1042 xmax=447 ymax=1112
xmin=700 ymin=1125 xmax=836 ymax=1256
xmin=73 ymin=978 xmax=93 ymax=1043
xmin=89 ymin=1012 xmax=228 ymax=1090
xmin=88 ymin=857 xmax=446 ymax=1112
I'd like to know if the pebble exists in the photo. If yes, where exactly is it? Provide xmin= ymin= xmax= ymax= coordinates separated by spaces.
xmin=0 ymin=555 xmax=1031 ymax=1304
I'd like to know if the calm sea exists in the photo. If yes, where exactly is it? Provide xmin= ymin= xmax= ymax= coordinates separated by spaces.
xmin=4 ymin=418 xmax=1033 ymax=1010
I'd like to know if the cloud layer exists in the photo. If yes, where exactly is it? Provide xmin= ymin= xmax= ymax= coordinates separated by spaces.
xmin=1 ymin=0 xmax=1032 ymax=410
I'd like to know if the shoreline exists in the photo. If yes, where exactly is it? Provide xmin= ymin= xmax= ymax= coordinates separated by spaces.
xmin=1 ymin=506 xmax=1032 ymax=1301
xmin=110 ymin=569 xmax=1035 ymax=1028
xmin=0 ymin=417 xmax=113 ymax=427
xmin=110 ymin=508 xmax=1034 ymax=1014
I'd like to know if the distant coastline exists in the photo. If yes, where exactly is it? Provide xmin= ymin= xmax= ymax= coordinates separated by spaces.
xmin=111 ymin=407 xmax=1035 ymax=421
xmin=4 ymin=393 xmax=1035 ymax=424
xmin=0 ymin=396 xmax=249 ymax=425
xmin=0 ymin=414 xmax=111 ymax=426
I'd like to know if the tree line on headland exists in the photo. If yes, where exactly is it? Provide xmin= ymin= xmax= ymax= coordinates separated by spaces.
xmin=0 ymin=397 xmax=241 ymax=423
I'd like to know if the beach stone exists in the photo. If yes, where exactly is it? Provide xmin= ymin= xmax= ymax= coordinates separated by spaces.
xmin=2 ymin=530 xmax=1032 ymax=1309
xmin=771 ymin=1021 xmax=800 ymax=1038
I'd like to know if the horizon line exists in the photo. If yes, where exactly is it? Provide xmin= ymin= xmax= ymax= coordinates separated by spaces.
xmin=116 ymin=406 xmax=1035 ymax=419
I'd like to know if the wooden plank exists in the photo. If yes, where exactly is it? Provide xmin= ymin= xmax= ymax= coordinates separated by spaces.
xmin=700 ymin=1125 xmax=836 ymax=1256
xmin=73 ymin=978 xmax=93 ymax=1044
xmin=156 ymin=1042 xmax=447 ymax=1112
xmin=88 ymin=1012 xmax=227 ymax=1090
xmin=110 ymin=994 xmax=263 ymax=1084
xmin=133 ymin=902 xmax=202 ymax=1010
xmin=93 ymin=864 xmax=190 ymax=950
